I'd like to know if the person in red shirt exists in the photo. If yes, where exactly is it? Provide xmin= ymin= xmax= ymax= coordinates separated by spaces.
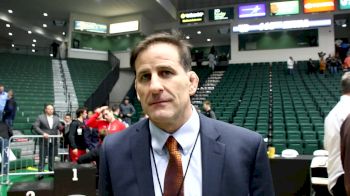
xmin=78 ymin=106 xmax=126 ymax=167
xmin=86 ymin=106 xmax=126 ymax=143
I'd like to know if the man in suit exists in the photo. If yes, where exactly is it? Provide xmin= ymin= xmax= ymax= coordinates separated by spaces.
xmin=33 ymin=104 xmax=61 ymax=180
xmin=99 ymin=31 xmax=274 ymax=196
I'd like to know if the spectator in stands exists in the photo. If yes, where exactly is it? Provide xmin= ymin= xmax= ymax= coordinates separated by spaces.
xmin=0 ymin=121 xmax=13 ymax=175
xmin=319 ymin=56 xmax=326 ymax=75
xmin=119 ymin=96 xmax=135 ymax=125
xmin=324 ymin=72 xmax=350 ymax=195
xmin=33 ymin=104 xmax=61 ymax=180
xmin=83 ymin=111 xmax=99 ymax=151
xmin=344 ymin=54 xmax=350 ymax=72
xmin=99 ymin=31 xmax=274 ymax=195
xmin=287 ymin=56 xmax=295 ymax=75
xmin=208 ymin=46 xmax=217 ymax=71
xmin=307 ymin=58 xmax=316 ymax=75
xmin=68 ymin=108 xmax=88 ymax=163
xmin=2 ymin=90 xmax=16 ymax=128
xmin=0 ymin=84 xmax=8 ymax=120
xmin=202 ymin=100 xmax=216 ymax=119
xmin=340 ymin=114 xmax=350 ymax=195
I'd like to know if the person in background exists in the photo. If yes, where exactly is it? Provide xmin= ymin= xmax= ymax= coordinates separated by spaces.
xmin=287 ymin=56 xmax=295 ymax=75
xmin=208 ymin=46 xmax=216 ymax=71
xmin=99 ymin=31 xmax=274 ymax=195
xmin=0 ymin=84 xmax=8 ymax=120
xmin=344 ymin=54 xmax=350 ymax=72
xmin=202 ymin=100 xmax=216 ymax=119
xmin=340 ymin=114 xmax=350 ymax=196
xmin=324 ymin=72 xmax=350 ymax=195
xmin=0 ymin=121 xmax=13 ymax=176
xmin=319 ymin=56 xmax=326 ymax=75
xmin=84 ymin=110 xmax=99 ymax=152
xmin=60 ymin=113 xmax=72 ymax=148
xmin=119 ymin=96 xmax=136 ymax=125
xmin=68 ymin=108 xmax=88 ymax=163
xmin=307 ymin=58 xmax=316 ymax=75
xmin=2 ymin=90 xmax=16 ymax=128
xmin=33 ymin=104 xmax=61 ymax=180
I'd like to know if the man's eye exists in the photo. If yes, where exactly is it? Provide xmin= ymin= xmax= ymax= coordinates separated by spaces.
xmin=139 ymin=74 xmax=151 ymax=81
xmin=161 ymin=70 xmax=172 ymax=77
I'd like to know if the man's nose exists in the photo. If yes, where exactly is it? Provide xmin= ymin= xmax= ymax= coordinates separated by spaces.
xmin=149 ymin=75 xmax=164 ymax=93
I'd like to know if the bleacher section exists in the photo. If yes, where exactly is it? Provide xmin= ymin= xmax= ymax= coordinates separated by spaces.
xmin=67 ymin=58 xmax=111 ymax=106
xmin=0 ymin=53 xmax=54 ymax=133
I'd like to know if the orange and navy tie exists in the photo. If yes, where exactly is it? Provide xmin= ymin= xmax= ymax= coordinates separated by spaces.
xmin=164 ymin=136 xmax=184 ymax=196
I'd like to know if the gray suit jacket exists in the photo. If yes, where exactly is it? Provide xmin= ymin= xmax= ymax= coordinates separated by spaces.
xmin=33 ymin=114 xmax=61 ymax=135
xmin=99 ymin=114 xmax=274 ymax=196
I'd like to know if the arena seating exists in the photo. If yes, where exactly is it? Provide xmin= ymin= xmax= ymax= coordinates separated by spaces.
xmin=67 ymin=58 xmax=111 ymax=106
xmin=0 ymin=53 xmax=54 ymax=133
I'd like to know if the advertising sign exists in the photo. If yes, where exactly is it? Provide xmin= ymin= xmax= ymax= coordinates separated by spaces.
xmin=339 ymin=0 xmax=350 ymax=9
xmin=238 ymin=3 xmax=266 ymax=18
xmin=208 ymin=7 xmax=234 ymax=21
xmin=179 ymin=11 xmax=205 ymax=24
xmin=74 ymin=21 xmax=107 ymax=34
xmin=270 ymin=1 xmax=300 ymax=16
xmin=304 ymin=0 xmax=335 ymax=13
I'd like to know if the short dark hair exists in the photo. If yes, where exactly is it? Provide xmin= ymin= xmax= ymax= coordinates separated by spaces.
xmin=130 ymin=31 xmax=192 ymax=72
xmin=76 ymin=107 xmax=87 ymax=118
xmin=64 ymin=113 xmax=71 ymax=117
xmin=342 ymin=72 xmax=350 ymax=94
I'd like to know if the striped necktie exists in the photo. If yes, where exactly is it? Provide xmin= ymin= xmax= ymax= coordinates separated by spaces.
xmin=164 ymin=136 xmax=184 ymax=196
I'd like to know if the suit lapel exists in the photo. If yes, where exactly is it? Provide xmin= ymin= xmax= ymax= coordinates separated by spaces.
xmin=131 ymin=120 xmax=155 ymax=196
xmin=42 ymin=115 xmax=50 ymax=129
xmin=200 ymin=115 xmax=226 ymax=196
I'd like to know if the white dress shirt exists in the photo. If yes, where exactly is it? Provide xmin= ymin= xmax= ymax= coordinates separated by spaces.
xmin=47 ymin=115 xmax=54 ymax=129
xmin=150 ymin=107 xmax=202 ymax=196
xmin=324 ymin=95 xmax=350 ymax=192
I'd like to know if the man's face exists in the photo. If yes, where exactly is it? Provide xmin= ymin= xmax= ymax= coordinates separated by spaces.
xmin=45 ymin=105 xmax=54 ymax=116
xmin=124 ymin=99 xmax=129 ymax=105
xmin=102 ymin=110 xmax=114 ymax=122
xmin=134 ymin=42 xmax=198 ymax=131
xmin=203 ymin=103 xmax=210 ymax=111
xmin=82 ymin=110 xmax=88 ymax=119
xmin=64 ymin=115 xmax=72 ymax=124
xmin=0 ymin=86 xmax=4 ymax=93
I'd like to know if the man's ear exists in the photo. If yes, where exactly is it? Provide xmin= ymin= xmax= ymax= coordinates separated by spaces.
xmin=134 ymin=82 xmax=140 ymax=101
xmin=188 ymin=71 xmax=199 ymax=96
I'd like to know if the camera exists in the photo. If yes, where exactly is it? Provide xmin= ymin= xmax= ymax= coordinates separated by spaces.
xmin=318 ymin=52 xmax=326 ymax=58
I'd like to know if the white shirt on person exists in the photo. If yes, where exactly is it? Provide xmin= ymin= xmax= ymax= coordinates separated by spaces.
xmin=287 ymin=58 xmax=294 ymax=69
xmin=150 ymin=106 xmax=202 ymax=196
xmin=324 ymin=95 xmax=350 ymax=192
xmin=47 ymin=115 xmax=54 ymax=129
xmin=0 ymin=91 xmax=8 ymax=111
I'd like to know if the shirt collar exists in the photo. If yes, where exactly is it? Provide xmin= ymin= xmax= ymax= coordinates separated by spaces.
xmin=149 ymin=106 xmax=200 ymax=156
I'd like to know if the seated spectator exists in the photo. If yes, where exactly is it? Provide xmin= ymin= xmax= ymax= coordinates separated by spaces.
xmin=202 ymin=100 xmax=216 ymax=119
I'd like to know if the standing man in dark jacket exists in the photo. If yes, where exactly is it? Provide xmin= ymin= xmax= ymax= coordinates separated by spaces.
xmin=33 ymin=104 xmax=61 ymax=180
xmin=202 ymin=100 xmax=216 ymax=119
xmin=68 ymin=108 xmax=88 ymax=162
xmin=0 ymin=121 xmax=13 ymax=175
xmin=119 ymin=96 xmax=135 ymax=125
xmin=2 ymin=90 xmax=16 ymax=128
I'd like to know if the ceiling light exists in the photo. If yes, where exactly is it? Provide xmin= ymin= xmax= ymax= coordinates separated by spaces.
xmin=8 ymin=10 xmax=13 ymax=14
xmin=28 ymin=30 xmax=32 ymax=34
xmin=33 ymin=39 xmax=36 ymax=42
xmin=207 ymin=38 xmax=211 ymax=42
xmin=8 ymin=32 xmax=12 ymax=36
xmin=62 ymin=32 xmax=66 ymax=35
xmin=43 ymin=13 xmax=48 ymax=17
xmin=32 ymin=44 xmax=36 ymax=47
xmin=197 ymin=31 xmax=201 ymax=34
xmin=11 ymin=44 xmax=14 ymax=47
xmin=43 ymin=24 xmax=47 ymax=28
xmin=342 ymin=24 xmax=347 ymax=28
xmin=185 ymin=35 xmax=190 ymax=39
xmin=6 ymin=24 xmax=10 ymax=28
xmin=32 ymin=49 xmax=35 ymax=53
xmin=50 ymin=54 xmax=53 ymax=57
